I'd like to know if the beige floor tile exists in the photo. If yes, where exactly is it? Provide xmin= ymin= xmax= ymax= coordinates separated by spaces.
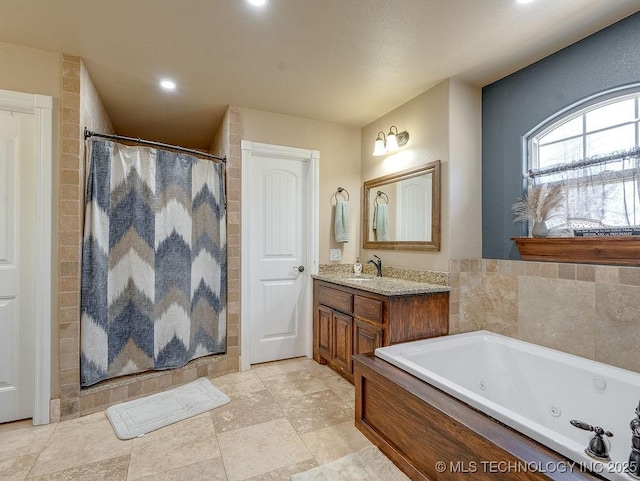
xmin=300 ymin=421 xmax=371 ymax=465
xmin=127 ymin=413 xmax=219 ymax=480
xmin=0 ymin=358 xmax=365 ymax=481
xmin=252 ymin=361 xmax=308 ymax=380
xmin=27 ymin=455 xmax=129 ymax=481
xmin=298 ymin=359 xmax=335 ymax=378
xmin=54 ymin=411 xmax=106 ymax=428
xmin=217 ymin=418 xmax=313 ymax=481
xmin=210 ymin=371 xmax=266 ymax=400
xmin=0 ymin=419 xmax=35 ymax=433
xmin=322 ymin=375 xmax=355 ymax=403
xmin=0 ymin=454 xmax=37 ymax=481
xmin=211 ymin=389 xmax=283 ymax=433
xmin=244 ymin=459 xmax=318 ymax=481
xmin=279 ymin=390 xmax=353 ymax=434
xmin=0 ymin=424 xmax=56 ymax=461
xmin=133 ymin=457 xmax=228 ymax=481
xmin=262 ymin=371 xmax=329 ymax=401
xmin=29 ymin=417 xmax=131 ymax=477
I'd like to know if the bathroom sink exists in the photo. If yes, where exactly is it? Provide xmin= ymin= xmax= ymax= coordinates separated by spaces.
xmin=344 ymin=275 xmax=374 ymax=281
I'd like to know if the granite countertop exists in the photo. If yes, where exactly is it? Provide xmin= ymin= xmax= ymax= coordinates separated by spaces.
xmin=312 ymin=273 xmax=450 ymax=296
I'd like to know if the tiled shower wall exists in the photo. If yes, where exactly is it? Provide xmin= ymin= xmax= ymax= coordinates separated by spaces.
xmin=209 ymin=105 xmax=241 ymax=371
xmin=450 ymin=258 xmax=640 ymax=375
xmin=56 ymin=59 xmax=239 ymax=420
xmin=56 ymin=54 xmax=84 ymax=420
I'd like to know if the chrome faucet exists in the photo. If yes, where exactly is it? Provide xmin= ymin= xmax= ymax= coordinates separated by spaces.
xmin=368 ymin=255 xmax=382 ymax=277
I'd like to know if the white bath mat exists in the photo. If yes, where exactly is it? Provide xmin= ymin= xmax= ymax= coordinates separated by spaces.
xmin=106 ymin=377 xmax=230 ymax=439
xmin=290 ymin=445 xmax=410 ymax=481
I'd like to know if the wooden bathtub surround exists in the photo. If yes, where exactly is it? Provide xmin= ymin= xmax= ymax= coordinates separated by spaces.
xmin=353 ymin=354 xmax=603 ymax=481
xmin=313 ymin=279 xmax=449 ymax=383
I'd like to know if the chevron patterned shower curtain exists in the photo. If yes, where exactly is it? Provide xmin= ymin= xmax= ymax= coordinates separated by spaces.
xmin=81 ymin=140 xmax=226 ymax=387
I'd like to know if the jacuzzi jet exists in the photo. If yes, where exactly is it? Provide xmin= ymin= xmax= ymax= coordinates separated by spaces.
xmin=549 ymin=406 xmax=561 ymax=417
xmin=593 ymin=377 xmax=607 ymax=392
xmin=478 ymin=380 xmax=487 ymax=391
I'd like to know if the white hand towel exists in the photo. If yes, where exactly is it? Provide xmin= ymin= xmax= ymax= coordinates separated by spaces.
xmin=375 ymin=204 xmax=389 ymax=241
xmin=334 ymin=200 xmax=349 ymax=243
xmin=373 ymin=204 xmax=378 ymax=231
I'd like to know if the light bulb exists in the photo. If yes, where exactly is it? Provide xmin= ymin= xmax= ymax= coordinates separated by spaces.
xmin=386 ymin=132 xmax=399 ymax=152
xmin=159 ymin=79 xmax=176 ymax=91
xmin=373 ymin=138 xmax=386 ymax=156
xmin=373 ymin=131 xmax=386 ymax=156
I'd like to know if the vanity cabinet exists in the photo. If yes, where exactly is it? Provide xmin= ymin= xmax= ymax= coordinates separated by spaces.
xmin=313 ymin=279 xmax=449 ymax=383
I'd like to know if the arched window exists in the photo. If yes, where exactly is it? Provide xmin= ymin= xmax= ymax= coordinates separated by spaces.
xmin=527 ymin=87 xmax=640 ymax=234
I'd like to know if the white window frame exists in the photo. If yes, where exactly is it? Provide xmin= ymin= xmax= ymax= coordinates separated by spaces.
xmin=528 ymin=89 xmax=640 ymax=174
xmin=525 ymin=85 xmax=640 ymax=230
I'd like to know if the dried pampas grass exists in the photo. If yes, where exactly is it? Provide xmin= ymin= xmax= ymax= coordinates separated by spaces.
xmin=512 ymin=184 xmax=564 ymax=223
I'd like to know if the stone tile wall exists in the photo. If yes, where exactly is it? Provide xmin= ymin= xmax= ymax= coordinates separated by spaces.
xmin=450 ymin=259 xmax=640 ymax=374
xmin=210 ymin=106 xmax=241 ymax=371
xmin=58 ymin=55 xmax=82 ymax=420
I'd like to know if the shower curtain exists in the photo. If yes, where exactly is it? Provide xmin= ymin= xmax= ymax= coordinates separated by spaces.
xmin=81 ymin=140 xmax=226 ymax=387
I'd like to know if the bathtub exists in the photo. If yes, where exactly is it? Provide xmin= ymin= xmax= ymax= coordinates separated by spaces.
xmin=374 ymin=331 xmax=640 ymax=481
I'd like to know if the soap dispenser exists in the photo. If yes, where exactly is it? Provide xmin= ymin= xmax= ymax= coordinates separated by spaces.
xmin=354 ymin=257 xmax=362 ymax=275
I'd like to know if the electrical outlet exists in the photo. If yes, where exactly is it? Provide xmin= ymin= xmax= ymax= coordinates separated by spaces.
xmin=329 ymin=249 xmax=342 ymax=261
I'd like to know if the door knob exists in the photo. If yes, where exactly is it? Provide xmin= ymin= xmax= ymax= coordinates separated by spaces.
xmin=293 ymin=265 xmax=305 ymax=272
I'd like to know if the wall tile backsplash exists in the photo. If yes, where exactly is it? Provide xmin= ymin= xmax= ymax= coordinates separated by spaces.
xmin=450 ymin=259 xmax=640 ymax=374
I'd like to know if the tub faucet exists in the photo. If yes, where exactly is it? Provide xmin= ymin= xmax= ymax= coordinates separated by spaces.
xmin=570 ymin=420 xmax=613 ymax=461
xmin=368 ymin=255 xmax=382 ymax=277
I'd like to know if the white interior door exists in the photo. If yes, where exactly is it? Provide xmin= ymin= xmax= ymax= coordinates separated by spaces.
xmin=243 ymin=142 xmax=317 ymax=366
xmin=0 ymin=110 xmax=36 ymax=423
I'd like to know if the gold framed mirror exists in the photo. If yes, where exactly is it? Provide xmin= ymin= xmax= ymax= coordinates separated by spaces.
xmin=363 ymin=160 xmax=440 ymax=251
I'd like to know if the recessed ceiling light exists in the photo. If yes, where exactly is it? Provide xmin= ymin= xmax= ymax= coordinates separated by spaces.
xmin=247 ymin=0 xmax=267 ymax=6
xmin=515 ymin=0 xmax=536 ymax=3
xmin=159 ymin=79 xmax=176 ymax=91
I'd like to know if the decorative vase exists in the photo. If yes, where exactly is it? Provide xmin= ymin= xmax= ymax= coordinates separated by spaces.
xmin=532 ymin=221 xmax=549 ymax=238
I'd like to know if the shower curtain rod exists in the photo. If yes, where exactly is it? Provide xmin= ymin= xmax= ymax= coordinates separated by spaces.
xmin=84 ymin=128 xmax=226 ymax=163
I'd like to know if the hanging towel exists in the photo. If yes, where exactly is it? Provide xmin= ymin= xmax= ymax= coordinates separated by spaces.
xmin=374 ymin=204 xmax=389 ymax=241
xmin=334 ymin=200 xmax=349 ymax=243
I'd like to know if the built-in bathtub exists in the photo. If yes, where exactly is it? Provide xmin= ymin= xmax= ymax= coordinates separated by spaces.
xmin=373 ymin=331 xmax=640 ymax=481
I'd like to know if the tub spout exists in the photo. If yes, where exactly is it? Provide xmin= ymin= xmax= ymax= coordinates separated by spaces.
xmin=570 ymin=420 xmax=613 ymax=461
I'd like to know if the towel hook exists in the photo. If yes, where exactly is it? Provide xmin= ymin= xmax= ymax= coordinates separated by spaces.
xmin=375 ymin=191 xmax=389 ymax=206
xmin=331 ymin=187 xmax=349 ymax=204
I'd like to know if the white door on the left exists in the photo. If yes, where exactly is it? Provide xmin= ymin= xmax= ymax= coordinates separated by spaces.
xmin=246 ymin=143 xmax=315 ymax=365
xmin=0 ymin=110 xmax=36 ymax=423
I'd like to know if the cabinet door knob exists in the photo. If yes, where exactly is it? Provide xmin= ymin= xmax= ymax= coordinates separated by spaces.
xmin=293 ymin=265 xmax=305 ymax=272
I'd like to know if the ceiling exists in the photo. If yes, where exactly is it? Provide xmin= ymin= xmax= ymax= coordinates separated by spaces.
xmin=0 ymin=1 xmax=638 ymax=149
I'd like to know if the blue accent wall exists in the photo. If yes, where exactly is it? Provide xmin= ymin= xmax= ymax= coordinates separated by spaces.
xmin=482 ymin=12 xmax=640 ymax=259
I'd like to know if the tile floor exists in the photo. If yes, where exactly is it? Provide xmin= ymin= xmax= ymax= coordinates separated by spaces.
xmin=0 ymin=358 xmax=372 ymax=481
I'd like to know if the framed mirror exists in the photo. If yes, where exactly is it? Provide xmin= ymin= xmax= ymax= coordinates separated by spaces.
xmin=363 ymin=160 xmax=440 ymax=251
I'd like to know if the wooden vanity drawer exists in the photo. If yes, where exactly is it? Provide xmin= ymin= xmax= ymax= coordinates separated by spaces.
xmin=318 ymin=285 xmax=353 ymax=312
xmin=354 ymin=295 xmax=383 ymax=323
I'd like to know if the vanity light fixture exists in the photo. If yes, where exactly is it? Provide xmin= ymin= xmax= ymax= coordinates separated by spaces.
xmin=372 ymin=126 xmax=409 ymax=156
xmin=247 ymin=0 xmax=267 ymax=6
